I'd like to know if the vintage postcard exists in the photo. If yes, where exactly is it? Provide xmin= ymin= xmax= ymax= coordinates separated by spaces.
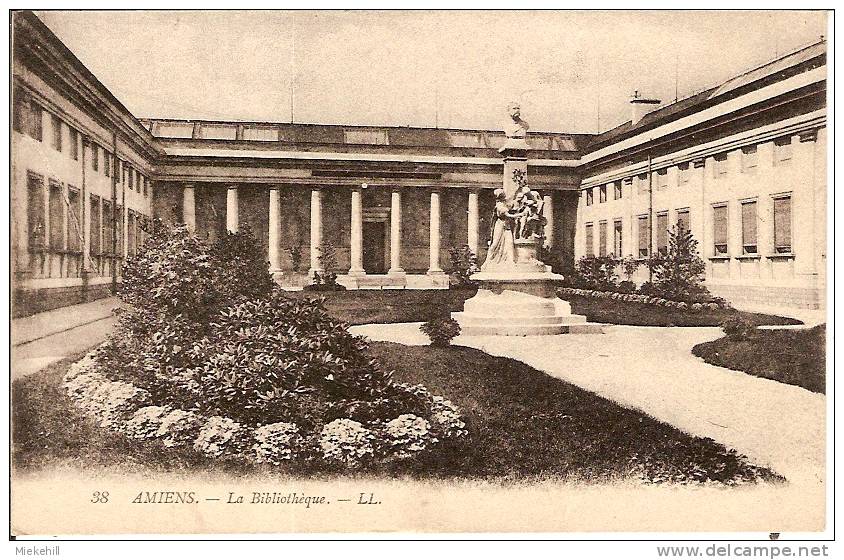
xmin=8 ymin=7 xmax=833 ymax=545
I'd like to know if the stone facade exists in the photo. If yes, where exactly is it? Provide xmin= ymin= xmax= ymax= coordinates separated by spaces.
xmin=11 ymin=11 xmax=828 ymax=315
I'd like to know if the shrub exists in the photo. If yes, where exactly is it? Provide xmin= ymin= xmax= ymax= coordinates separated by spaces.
xmin=721 ymin=316 xmax=755 ymax=340
xmin=194 ymin=416 xmax=249 ymax=458
xmin=252 ymin=422 xmax=301 ymax=464
xmin=288 ymin=246 xmax=303 ymax=272
xmin=156 ymin=409 xmax=202 ymax=447
xmin=75 ymin=223 xmax=468 ymax=471
xmin=319 ymin=418 xmax=375 ymax=467
xmin=618 ymin=280 xmax=636 ymax=294
xmin=420 ymin=318 xmax=461 ymax=347
xmin=307 ymin=242 xmax=345 ymax=290
xmin=382 ymin=414 xmax=437 ymax=459
xmin=575 ymin=255 xmax=619 ymax=290
xmin=647 ymin=225 xmax=711 ymax=303
xmin=124 ymin=406 xmax=172 ymax=440
xmin=448 ymin=245 xmax=479 ymax=288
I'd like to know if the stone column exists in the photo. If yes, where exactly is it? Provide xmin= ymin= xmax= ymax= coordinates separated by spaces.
xmin=309 ymin=187 xmax=323 ymax=275
xmin=226 ymin=185 xmax=239 ymax=233
xmin=467 ymin=189 xmax=479 ymax=255
xmin=349 ymin=186 xmax=365 ymax=276
xmin=268 ymin=186 xmax=282 ymax=275
xmin=428 ymin=188 xmax=443 ymax=274
xmin=183 ymin=183 xmax=196 ymax=232
xmin=389 ymin=188 xmax=405 ymax=275
xmin=543 ymin=192 xmax=554 ymax=249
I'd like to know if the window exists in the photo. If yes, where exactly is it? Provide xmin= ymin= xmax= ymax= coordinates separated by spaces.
xmin=586 ymin=188 xmax=593 ymax=206
xmin=136 ymin=170 xmax=141 ymax=190
xmin=127 ymin=211 xmax=137 ymax=257
xmin=90 ymin=195 xmax=101 ymax=255
xmin=678 ymin=162 xmax=690 ymax=184
xmin=67 ymin=187 xmax=82 ymax=253
xmin=714 ymin=153 xmax=728 ymax=176
xmin=142 ymin=176 xmax=148 ymax=197
xmin=773 ymin=195 xmax=792 ymax=253
xmin=676 ymin=208 xmax=690 ymax=233
xmin=656 ymin=212 xmax=668 ymax=255
xmin=656 ymin=168 xmax=668 ymax=189
xmin=69 ymin=128 xmax=78 ymax=161
xmin=30 ymin=101 xmax=43 ymax=141
xmin=27 ymin=173 xmax=46 ymax=250
xmin=102 ymin=199 xmax=113 ymax=255
xmin=613 ymin=220 xmax=623 ymax=256
xmin=713 ymin=204 xmax=728 ymax=255
xmin=116 ymin=204 xmax=123 ymax=253
xmin=49 ymin=181 xmax=64 ymax=250
xmin=741 ymin=145 xmax=758 ymax=172
xmin=128 ymin=167 xmax=134 ymax=191
xmin=91 ymin=144 xmax=99 ymax=172
xmin=637 ymin=173 xmax=649 ymax=195
xmin=104 ymin=151 xmax=111 ymax=177
xmin=51 ymin=115 xmax=62 ymax=152
xmin=774 ymin=136 xmax=793 ymax=163
xmin=741 ymin=200 xmax=758 ymax=254
xmin=598 ymin=221 xmax=608 ymax=257
xmin=637 ymin=215 xmax=650 ymax=258
xmin=585 ymin=223 xmax=594 ymax=256
xmin=599 ymin=185 xmax=607 ymax=203
xmin=613 ymin=182 xmax=622 ymax=200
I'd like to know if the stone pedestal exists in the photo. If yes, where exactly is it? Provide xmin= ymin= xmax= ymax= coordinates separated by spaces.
xmin=453 ymin=239 xmax=599 ymax=336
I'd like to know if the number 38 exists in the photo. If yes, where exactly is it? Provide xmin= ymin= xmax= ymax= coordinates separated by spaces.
xmin=91 ymin=491 xmax=109 ymax=504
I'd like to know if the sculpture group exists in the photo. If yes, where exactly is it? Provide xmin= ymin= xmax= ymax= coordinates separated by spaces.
xmin=482 ymin=169 xmax=545 ymax=271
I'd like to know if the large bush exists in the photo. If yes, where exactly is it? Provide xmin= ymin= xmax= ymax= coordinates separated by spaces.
xmin=574 ymin=255 xmax=620 ymax=290
xmin=88 ymin=224 xmax=465 ymax=468
xmin=646 ymin=225 xmax=711 ymax=303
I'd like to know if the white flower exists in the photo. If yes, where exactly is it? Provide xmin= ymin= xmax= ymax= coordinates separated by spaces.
xmin=384 ymin=414 xmax=436 ymax=458
xmin=319 ymin=418 xmax=374 ymax=467
xmin=252 ymin=422 xmax=300 ymax=464
xmin=194 ymin=416 xmax=245 ymax=458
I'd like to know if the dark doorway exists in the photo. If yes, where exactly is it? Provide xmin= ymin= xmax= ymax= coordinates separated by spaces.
xmin=363 ymin=221 xmax=387 ymax=274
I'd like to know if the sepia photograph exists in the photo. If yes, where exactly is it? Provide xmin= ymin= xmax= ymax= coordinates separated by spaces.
xmin=8 ymin=6 xmax=833 ymax=546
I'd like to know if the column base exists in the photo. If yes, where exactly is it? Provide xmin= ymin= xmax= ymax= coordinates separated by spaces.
xmin=307 ymin=268 xmax=324 ymax=280
xmin=387 ymin=268 xmax=406 ymax=277
xmin=270 ymin=269 xmax=284 ymax=282
xmin=427 ymin=268 xmax=446 ymax=276
xmin=347 ymin=268 xmax=367 ymax=277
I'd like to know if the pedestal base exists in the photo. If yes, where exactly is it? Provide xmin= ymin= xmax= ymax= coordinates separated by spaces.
xmin=453 ymin=273 xmax=602 ymax=336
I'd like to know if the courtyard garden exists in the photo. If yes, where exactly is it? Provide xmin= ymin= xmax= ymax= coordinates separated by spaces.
xmin=693 ymin=323 xmax=826 ymax=394
xmin=11 ymin=224 xmax=790 ymax=485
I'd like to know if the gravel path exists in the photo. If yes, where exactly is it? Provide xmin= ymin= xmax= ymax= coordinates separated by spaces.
xmin=350 ymin=322 xmax=826 ymax=486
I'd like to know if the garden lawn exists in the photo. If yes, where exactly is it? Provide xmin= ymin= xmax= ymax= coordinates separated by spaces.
xmin=288 ymin=287 xmax=477 ymax=325
xmin=564 ymin=295 xmax=802 ymax=327
xmin=14 ymin=341 xmax=781 ymax=484
xmin=692 ymin=325 xmax=826 ymax=394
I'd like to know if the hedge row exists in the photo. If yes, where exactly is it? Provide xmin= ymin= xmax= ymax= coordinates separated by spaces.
xmin=557 ymin=287 xmax=729 ymax=312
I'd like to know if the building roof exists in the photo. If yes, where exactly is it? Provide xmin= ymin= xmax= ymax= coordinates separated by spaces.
xmin=586 ymin=39 xmax=827 ymax=153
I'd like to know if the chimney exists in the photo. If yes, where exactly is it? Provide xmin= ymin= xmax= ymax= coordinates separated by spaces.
xmin=630 ymin=90 xmax=661 ymax=125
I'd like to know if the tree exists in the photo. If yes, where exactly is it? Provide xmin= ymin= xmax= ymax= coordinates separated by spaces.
xmin=647 ymin=223 xmax=709 ymax=302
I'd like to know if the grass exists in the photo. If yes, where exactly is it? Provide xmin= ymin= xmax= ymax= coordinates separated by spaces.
xmin=692 ymin=325 xmax=826 ymax=394
xmin=13 ymin=342 xmax=782 ymax=485
xmin=288 ymin=287 xmax=477 ymax=325
xmin=564 ymin=295 xmax=802 ymax=327
xmin=288 ymin=287 xmax=801 ymax=328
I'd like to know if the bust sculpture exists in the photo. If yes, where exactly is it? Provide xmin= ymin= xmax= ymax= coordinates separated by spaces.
xmin=503 ymin=102 xmax=529 ymax=139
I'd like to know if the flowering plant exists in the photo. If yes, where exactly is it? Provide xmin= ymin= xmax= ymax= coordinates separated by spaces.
xmin=157 ymin=409 xmax=202 ymax=447
xmin=319 ymin=418 xmax=374 ymax=466
xmin=194 ymin=416 xmax=247 ymax=458
xmin=252 ymin=422 xmax=300 ymax=464
xmin=124 ymin=405 xmax=172 ymax=439
xmin=383 ymin=414 xmax=436 ymax=458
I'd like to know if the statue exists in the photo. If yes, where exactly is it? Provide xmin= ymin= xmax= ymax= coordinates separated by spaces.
xmin=481 ymin=189 xmax=518 ymax=271
xmin=503 ymin=102 xmax=529 ymax=139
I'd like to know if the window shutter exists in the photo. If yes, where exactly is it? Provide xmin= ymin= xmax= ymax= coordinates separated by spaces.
xmin=638 ymin=215 xmax=649 ymax=256
xmin=741 ymin=201 xmax=757 ymax=246
xmin=656 ymin=213 xmax=668 ymax=253
xmin=585 ymin=224 xmax=594 ymax=256
xmin=713 ymin=206 xmax=728 ymax=246
xmin=599 ymin=222 xmax=607 ymax=256
xmin=774 ymin=197 xmax=792 ymax=250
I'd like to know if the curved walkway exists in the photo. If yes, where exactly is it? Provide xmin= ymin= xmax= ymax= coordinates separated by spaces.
xmin=350 ymin=322 xmax=825 ymax=486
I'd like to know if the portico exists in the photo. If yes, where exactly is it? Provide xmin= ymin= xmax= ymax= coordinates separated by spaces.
xmin=157 ymin=119 xmax=582 ymax=289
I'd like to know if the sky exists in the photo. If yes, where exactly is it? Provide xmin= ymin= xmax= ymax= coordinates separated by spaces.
xmin=36 ymin=10 xmax=828 ymax=133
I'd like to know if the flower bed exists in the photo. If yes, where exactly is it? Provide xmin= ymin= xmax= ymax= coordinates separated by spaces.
xmin=62 ymin=346 xmax=468 ymax=469
xmin=557 ymin=287 xmax=728 ymax=312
